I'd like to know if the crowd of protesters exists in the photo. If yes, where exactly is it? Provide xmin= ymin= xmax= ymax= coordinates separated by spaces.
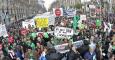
xmin=0 ymin=16 xmax=115 ymax=60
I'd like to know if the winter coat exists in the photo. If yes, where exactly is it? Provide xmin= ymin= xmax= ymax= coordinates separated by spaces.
xmin=66 ymin=49 xmax=81 ymax=60
xmin=84 ymin=51 xmax=96 ymax=60
xmin=45 ymin=49 xmax=63 ymax=60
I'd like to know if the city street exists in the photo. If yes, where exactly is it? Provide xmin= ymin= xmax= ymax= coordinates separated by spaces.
xmin=0 ymin=0 xmax=115 ymax=60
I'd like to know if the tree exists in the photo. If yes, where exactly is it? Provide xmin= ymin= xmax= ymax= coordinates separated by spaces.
xmin=74 ymin=3 xmax=82 ymax=9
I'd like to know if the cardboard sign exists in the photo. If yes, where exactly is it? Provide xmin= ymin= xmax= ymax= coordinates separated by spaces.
xmin=53 ymin=8 xmax=63 ymax=17
xmin=54 ymin=43 xmax=69 ymax=53
xmin=35 ymin=18 xmax=48 ymax=28
xmin=22 ymin=19 xmax=35 ymax=29
xmin=73 ymin=40 xmax=84 ymax=48
xmin=64 ymin=9 xmax=76 ymax=17
xmin=48 ymin=15 xmax=55 ymax=25
xmin=80 ymin=15 xmax=87 ymax=21
xmin=0 ymin=24 xmax=8 ymax=37
xmin=54 ymin=27 xmax=73 ymax=38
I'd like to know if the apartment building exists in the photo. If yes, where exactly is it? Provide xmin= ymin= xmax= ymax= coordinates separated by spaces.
xmin=0 ymin=0 xmax=42 ymax=25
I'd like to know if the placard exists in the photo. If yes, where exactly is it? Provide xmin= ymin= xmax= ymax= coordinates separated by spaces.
xmin=55 ymin=40 xmax=84 ymax=53
xmin=0 ymin=24 xmax=8 ymax=37
xmin=64 ymin=9 xmax=76 ymax=17
xmin=80 ymin=15 xmax=86 ymax=21
xmin=22 ymin=19 xmax=35 ymax=29
xmin=53 ymin=8 xmax=63 ymax=17
xmin=54 ymin=27 xmax=73 ymax=38
xmin=35 ymin=18 xmax=48 ymax=28
xmin=73 ymin=40 xmax=84 ymax=48
xmin=48 ymin=15 xmax=55 ymax=25
xmin=54 ymin=43 xmax=69 ymax=53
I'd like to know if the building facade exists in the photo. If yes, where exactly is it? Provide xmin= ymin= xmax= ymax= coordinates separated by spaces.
xmin=0 ymin=0 xmax=41 ymax=25
xmin=58 ymin=0 xmax=80 ymax=8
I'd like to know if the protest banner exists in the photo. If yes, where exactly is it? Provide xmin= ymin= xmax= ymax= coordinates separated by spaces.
xmin=80 ymin=15 xmax=87 ymax=21
xmin=22 ymin=19 xmax=35 ymax=29
xmin=34 ymin=12 xmax=55 ymax=26
xmin=35 ymin=18 xmax=48 ymax=28
xmin=73 ymin=40 xmax=84 ymax=48
xmin=73 ymin=16 xmax=80 ymax=31
xmin=54 ymin=43 xmax=69 ymax=53
xmin=53 ymin=8 xmax=63 ymax=17
xmin=0 ymin=24 xmax=8 ymax=37
xmin=54 ymin=27 xmax=73 ymax=38
xmin=48 ymin=15 xmax=55 ymax=25
xmin=89 ymin=5 xmax=96 ymax=9
xmin=64 ymin=9 xmax=76 ymax=17
xmin=55 ymin=40 xmax=84 ymax=53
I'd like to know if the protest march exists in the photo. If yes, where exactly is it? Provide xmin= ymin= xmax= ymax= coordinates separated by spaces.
xmin=0 ymin=7 xmax=115 ymax=60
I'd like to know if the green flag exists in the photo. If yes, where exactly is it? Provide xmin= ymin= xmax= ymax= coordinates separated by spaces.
xmin=43 ymin=32 xmax=49 ymax=38
xmin=31 ymin=43 xmax=35 ymax=50
xmin=73 ymin=16 xmax=80 ymax=31
xmin=96 ymin=19 xmax=101 ymax=27
xmin=31 ymin=32 xmax=37 ymax=38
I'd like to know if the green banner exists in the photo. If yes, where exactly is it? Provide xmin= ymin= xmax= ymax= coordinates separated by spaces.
xmin=96 ymin=19 xmax=102 ymax=27
xmin=73 ymin=16 xmax=80 ymax=31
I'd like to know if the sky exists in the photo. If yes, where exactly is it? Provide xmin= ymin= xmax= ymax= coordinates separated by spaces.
xmin=38 ymin=0 xmax=56 ymax=11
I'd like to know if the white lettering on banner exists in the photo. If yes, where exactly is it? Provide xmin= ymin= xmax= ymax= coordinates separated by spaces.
xmin=0 ymin=24 xmax=8 ymax=37
xmin=54 ymin=27 xmax=73 ymax=38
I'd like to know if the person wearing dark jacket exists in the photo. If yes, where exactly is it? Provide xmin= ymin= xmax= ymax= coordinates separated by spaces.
xmin=66 ymin=48 xmax=81 ymax=60
xmin=45 ymin=48 xmax=64 ymax=60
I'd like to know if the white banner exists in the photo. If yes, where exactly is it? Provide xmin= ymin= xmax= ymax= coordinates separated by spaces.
xmin=78 ymin=15 xmax=87 ymax=25
xmin=54 ymin=27 xmax=73 ymax=38
xmin=0 ymin=24 xmax=8 ymax=37
xmin=89 ymin=5 xmax=96 ymax=9
xmin=81 ymin=0 xmax=91 ymax=3
xmin=48 ymin=15 xmax=55 ymax=25
xmin=64 ymin=9 xmax=76 ymax=17
xmin=22 ymin=19 xmax=35 ymax=28
xmin=54 ymin=43 xmax=69 ymax=53
xmin=55 ymin=40 xmax=84 ymax=53
xmin=73 ymin=40 xmax=84 ymax=48
xmin=80 ymin=15 xmax=87 ymax=21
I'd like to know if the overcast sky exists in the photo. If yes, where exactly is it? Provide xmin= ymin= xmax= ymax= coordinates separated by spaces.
xmin=38 ymin=0 xmax=56 ymax=11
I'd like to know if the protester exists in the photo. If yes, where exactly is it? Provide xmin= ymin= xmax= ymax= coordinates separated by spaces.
xmin=0 ymin=12 xmax=114 ymax=60
xmin=84 ymin=43 xmax=97 ymax=60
